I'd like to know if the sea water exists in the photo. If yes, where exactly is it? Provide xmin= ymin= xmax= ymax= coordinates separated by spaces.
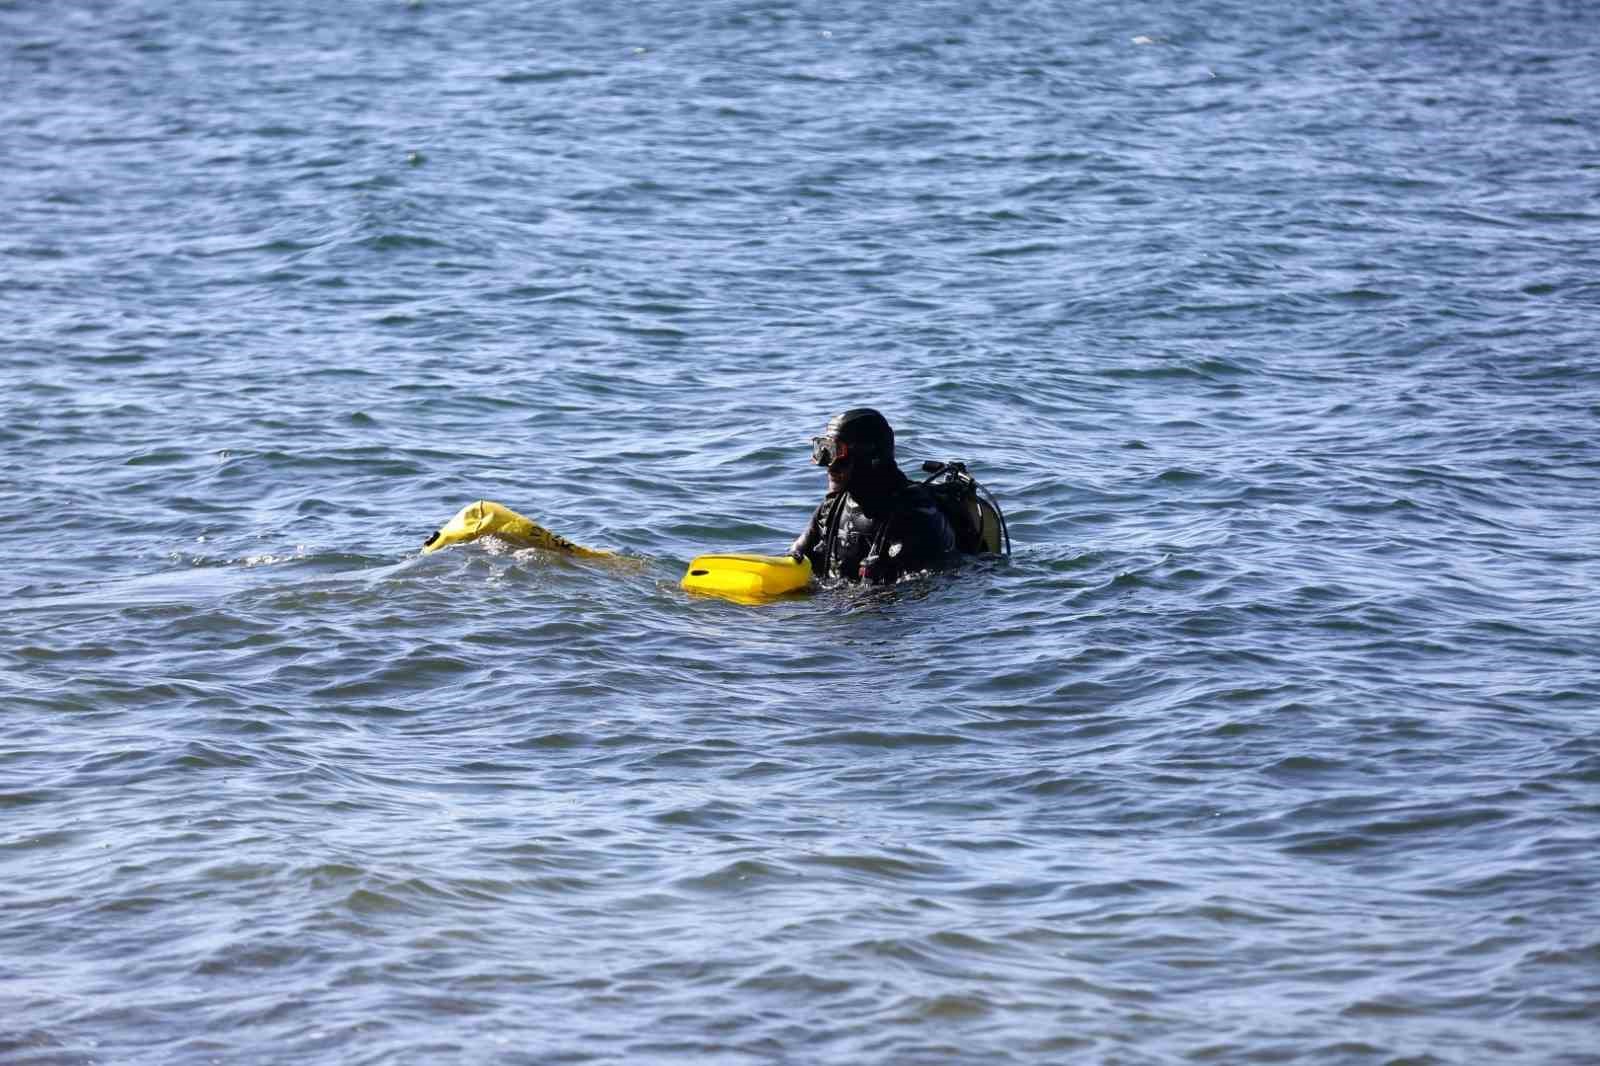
xmin=3 ymin=1 xmax=1598 ymax=1063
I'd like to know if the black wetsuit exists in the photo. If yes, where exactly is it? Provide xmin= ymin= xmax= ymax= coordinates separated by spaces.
xmin=791 ymin=469 xmax=957 ymax=584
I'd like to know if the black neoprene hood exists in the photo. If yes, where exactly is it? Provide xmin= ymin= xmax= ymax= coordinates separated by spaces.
xmin=826 ymin=408 xmax=895 ymax=460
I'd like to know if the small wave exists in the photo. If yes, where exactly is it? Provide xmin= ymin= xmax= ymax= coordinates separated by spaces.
xmin=496 ymin=68 xmax=602 ymax=84
xmin=673 ymin=858 xmax=796 ymax=894
xmin=360 ymin=233 xmax=446 ymax=251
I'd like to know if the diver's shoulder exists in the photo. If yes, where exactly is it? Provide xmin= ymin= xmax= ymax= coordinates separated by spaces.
xmin=895 ymin=480 xmax=943 ymax=514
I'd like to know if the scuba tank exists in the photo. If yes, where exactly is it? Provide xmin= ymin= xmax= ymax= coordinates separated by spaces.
xmin=920 ymin=460 xmax=1010 ymax=555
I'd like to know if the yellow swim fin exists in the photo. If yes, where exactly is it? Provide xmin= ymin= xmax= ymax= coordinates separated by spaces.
xmin=422 ymin=500 xmax=613 ymax=558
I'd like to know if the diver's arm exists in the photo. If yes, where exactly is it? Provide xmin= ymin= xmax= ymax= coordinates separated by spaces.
xmin=790 ymin=495 xmax=834 ymax=568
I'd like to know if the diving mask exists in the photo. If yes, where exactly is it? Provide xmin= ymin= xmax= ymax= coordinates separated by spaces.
xmin=811 ymin=435 xmax=853 ymax=468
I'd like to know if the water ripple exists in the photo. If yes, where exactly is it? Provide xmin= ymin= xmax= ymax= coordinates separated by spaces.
xmin=5 ymin=1 xmax=1600 ymax=1063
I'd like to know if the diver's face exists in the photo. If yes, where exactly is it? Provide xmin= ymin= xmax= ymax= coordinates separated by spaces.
xmin=811 ymin=433 xmax=855 ymax=494
xmin=826 ymin=455 xmax=854 ymax=494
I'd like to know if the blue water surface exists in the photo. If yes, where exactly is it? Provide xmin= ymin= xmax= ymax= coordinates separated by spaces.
xmin=4 ymin=1 xmax=1599 ymax=1063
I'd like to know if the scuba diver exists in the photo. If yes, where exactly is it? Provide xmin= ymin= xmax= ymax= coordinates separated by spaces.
xmin=792 ymin=407 xmax=1008 ymax=585
xmin=422 ymin=405 xmax=1008 ymax=601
